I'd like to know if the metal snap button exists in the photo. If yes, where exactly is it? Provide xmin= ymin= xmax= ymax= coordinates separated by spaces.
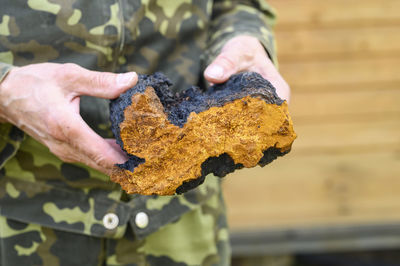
xmin=103 ymin=213 xmax=119 ymax=230
xmin=135 ymin=212 xmax=149 ymax=229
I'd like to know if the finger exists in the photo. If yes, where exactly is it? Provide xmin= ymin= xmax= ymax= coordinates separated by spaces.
xmin=204 ymin=37 xmax=255 ymax=84
xmin=82 ymin=71 xmax=138 ymax=99
xmin=61 ymin=115 xmax=128 ymax=171
xmin=204 ymin=52 xmax=247 ymax=84
xmin=105 ymin=139 xmax=129 ymax=161
xmin=250 ymin=62 xmax=291 ymax=102
xmin=62 ymin=64 xmax=138 ymax=99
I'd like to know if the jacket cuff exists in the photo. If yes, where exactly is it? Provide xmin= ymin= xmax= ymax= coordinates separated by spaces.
xmin=203 ymin=2 xmax=278 ymax=69
xmin=1 ymin=63 xmax=23 ymax=169
xmin=0 ymin=123 xmax=25 ymax=169
xmin=0 ymin=62 xmax=13 ymax=84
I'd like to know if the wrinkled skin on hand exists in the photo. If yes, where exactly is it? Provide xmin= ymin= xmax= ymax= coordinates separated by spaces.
xmin=0 ymin=63 xmax=137 ymax=174
xmin=0 ymin=36 xmax=288 ymax=176
xmin=204 ymin=35 xmax=290 ymax=102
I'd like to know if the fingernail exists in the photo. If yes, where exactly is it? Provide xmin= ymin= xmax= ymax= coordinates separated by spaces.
xmin=116 ymin=72 xmax=136 ymax=86
xmin=205 ymin=64 xmax=224 ymax=79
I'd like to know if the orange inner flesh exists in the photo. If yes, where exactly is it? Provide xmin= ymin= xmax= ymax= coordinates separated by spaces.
xmin=111 ymin=87 xmax=296 ymax=195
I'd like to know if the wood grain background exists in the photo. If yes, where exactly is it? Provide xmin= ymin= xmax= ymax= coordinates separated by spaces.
xmin=223 ymin=0 xmax=400 ymax=232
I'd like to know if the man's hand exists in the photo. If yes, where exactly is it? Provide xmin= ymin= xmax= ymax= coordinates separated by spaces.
xmin=0 ymin=63 xmax=137 ymax=174
xmin=204 ymin=35 xmax=290 ymax=101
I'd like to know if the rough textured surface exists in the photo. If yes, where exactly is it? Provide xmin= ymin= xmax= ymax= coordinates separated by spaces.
xmin=110 ymin=72 xmax=296 ymax=195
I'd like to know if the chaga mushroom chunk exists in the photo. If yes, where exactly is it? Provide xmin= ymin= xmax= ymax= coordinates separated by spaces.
xmin=109 ymin=72 xmax=296 ymax=195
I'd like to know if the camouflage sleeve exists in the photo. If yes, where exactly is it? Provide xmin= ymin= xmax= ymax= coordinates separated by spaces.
xmin=0 ymin=62 xmax=12 ymax=83
xmin=0 ymin=62 xmax=25 ymax=169
xmin=0 ymin=124 xmax=25 ymax=169
xmin=204 ymin=0 xmax=278 ymax=66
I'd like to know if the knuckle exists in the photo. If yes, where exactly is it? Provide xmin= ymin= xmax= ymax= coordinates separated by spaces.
xmin=92 ymin=154 xmax=108 ymax=167
xmin=240 ymin=49 xmax=255 ymax=62
xmin=53 ymin=63 xmax=80 ymax=82
xmin=91 ymin=152 xmax=113 ymax=169
xmin=218 ymin=54 xmax=236 ymax=68
xmin=217 ymin=54 xmax=238 ymax=72
xmin=62 ymin=63 xmax=80 ymax=74
xmin=48 ymin=144 xmax=75 ymax=163
xmin=90 ymin=72 xmax=110 ymax=88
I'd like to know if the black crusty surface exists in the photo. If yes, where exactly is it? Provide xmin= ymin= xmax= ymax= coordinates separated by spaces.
xmin=109 ymin=72 xmax=287 ymax=194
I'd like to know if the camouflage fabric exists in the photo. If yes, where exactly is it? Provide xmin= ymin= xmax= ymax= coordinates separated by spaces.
xmin=0 ymin=0 xmax=276 ymax=265
xmin=0 ymin=181 xmax=230 ymax=266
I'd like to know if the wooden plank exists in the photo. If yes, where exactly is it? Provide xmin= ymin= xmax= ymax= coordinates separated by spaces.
xmin=289 ymin=88 xmax=400 ymax=118
xmin=231 ymin=224 xmax=400 ymax=255
xmin=224 ymin=1 xmax=400 ymax=249
xmin=279 ymin=57 xmax=400 ymax=90
xmin=293 ymin=119 xmax=400 ymax=151
xmin=276 ymin=26 xmax=400 ymax=61
xmin=285 ymin=81 xmax=400 ymax=94
xmin=270 ymin=0 xmax=400 ymax=28
xmin=223 ymin=150 xmax=400 ymax=231
xmin=224 ymin=0 xmax=400 ymax=254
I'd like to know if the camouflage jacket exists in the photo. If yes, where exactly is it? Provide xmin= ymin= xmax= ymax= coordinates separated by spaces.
xmin=0 ymin=0 xmax=276 ymax=240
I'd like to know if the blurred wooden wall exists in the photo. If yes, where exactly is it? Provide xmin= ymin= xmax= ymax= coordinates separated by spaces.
xmin=223 ymin=0 xmax=400 ymax=232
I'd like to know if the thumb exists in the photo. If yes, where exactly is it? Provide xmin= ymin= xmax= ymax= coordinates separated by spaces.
xmin=71 ymin=67 xmax=138 ymax=99
xmin=204 ymin=53 xmax=239 ymax=84
xmin=204 ymin=40 xmax=254 ymax=84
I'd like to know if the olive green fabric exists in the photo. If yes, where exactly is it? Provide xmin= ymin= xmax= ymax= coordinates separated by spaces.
xmin=0 ymin=182 xmax=230 ymax=266
xmin=0 ymin=0 xmax=276 ymax=265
